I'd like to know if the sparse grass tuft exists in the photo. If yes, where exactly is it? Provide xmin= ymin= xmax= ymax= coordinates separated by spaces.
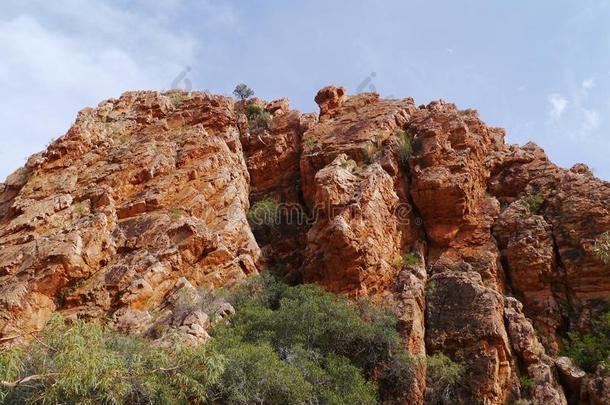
xmin=166 ymin=91 xmax=186 ymax=108
xmin=593 ymin=231 xmax=610 ymax=265
xmin=169 ymin=207 xmax=184 ymax=221
xmin=525 ymin=193 xmax=544 ymax=214
xmin=73 ymin=202 xmax=86 ymax=215
xmin=303 ymin=137 xmax=317 ymax=150
xmin=396 ymin=129 xmax=413 ymax=164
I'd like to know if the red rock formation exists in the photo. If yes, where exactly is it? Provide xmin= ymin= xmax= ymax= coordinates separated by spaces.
xmin=0 ymin=91 xmax=258 ymax=343
xmin=504 ymin=297 xmax=567 ymax=404
xmin=1 ymin=86 xmax=609 ymax=404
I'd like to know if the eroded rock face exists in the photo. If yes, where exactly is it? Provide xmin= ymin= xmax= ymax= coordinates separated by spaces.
xmin=494 ymin=200 xmax=564 ymax=353
xmin=426 ymin=269 xmax=513 ymax=404
xmin=0 ymin=90 xmax=259 ymax=342
xmin=504 ymin=297 xmax=567 ymax=405
xmin=1 ymin=86 xmax=609 ymax=404
xmin=302 ymin=155 xmax=402 ymax=294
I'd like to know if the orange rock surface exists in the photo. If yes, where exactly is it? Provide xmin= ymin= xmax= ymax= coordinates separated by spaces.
xmin=1 ymin=86 xmax=609 ymax=404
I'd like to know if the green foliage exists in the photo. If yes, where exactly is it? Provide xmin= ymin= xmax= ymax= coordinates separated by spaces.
xmin=209 ymin=342 xmax=315 ymax=404
xmin=519 ymin=375 xmax=534 ymax=395
xmin=525 ymin=193 xmax=544 ymax=214
xmin=213 ymin=276 xmax=414 ymax=403
xmin=56 ymin=280 xmax=83 ymax=306
xmin=593 ymin=231 xmax=610 ymax=265
xmin=562 ymin=308 xmax=610 ymax=372
xmin=396 ymin=252 xmax=420 ymax=268
xmin=425 ymin=353 xmax=465 ymax=405
xmin=246 ymin=104 xmax=272 ymax=132
xmin=1 ymin=277 xmax=415 ymax=404
xmin=247 ymin=198 xmax=280 ymax=229
xmin=396 ymin=129 xmax=413 ymax=163
xmin=0 ymin=316 xmax=224 ymax=405
xmin=232 ymin=84 xmax=254 ymax=101
xmin=303 ymin=137 xmax=317 ymax=150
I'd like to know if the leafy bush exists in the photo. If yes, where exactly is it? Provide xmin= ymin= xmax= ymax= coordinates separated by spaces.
xmin=519 ymin=375 xmax=534 ymax=396
xmin=593 ymin=231 xmax=610 ymax=265
xmin=233 ymin=84 xmax=254 ymax=101
xmin=0 ymin=316 xmax=224 ymax=405
xmin=246 ymin=104 xmax=272 ymax=132
xmin=209 ymin=342 xmax=314 ymax=404
xmin=247 ymin=198 xmax=280 ymax=229
xmin=425 ymin=353 xmax=465 ymax=405
xmin=213 ymin=276 xmax=415 ymax=403
xmin=1 ymin=276 xmax=415 ymax=404
xmin=396 ymin=252 xmax=420 ymax=268
xmin=563 ymin=309 xmax=610 ymax=372
xmin=525 ymin=193 xmax=544 ymax=214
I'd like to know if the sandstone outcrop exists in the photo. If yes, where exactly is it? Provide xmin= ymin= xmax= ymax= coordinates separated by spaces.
xmin=0 ymin=90 xmax=259 ymax=344
xmin=1 ymin=86 xmax=609 ymax=404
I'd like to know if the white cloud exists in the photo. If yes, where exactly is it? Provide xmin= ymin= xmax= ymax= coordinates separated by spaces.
xmin=582 ymin=77 xmax=595 ymax=91
xmin=548 ymin=93 xmax=568 ymax=120
xmin=581 ymin=108 xmax=600 ymax=133
xmin=0 ymin=1 xmax=202 ymax=180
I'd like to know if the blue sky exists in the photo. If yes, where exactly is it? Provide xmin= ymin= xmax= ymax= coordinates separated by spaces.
xmin=1 ymin=0 xmax=609 ymax=180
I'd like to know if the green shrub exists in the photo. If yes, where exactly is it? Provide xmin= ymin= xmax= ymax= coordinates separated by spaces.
xmin=519 ymin=375 xmax=534 ymax=395
xmin=425 ymin=353 xmax=465 ymax=405
xmin=246 ymin=104 xmax=272 ymax=132
xmin=213 ymin=276 xmax=414 ymax=403
xmin=303 ymin=137 xmax=317 ymax=150
xmin=1 ymin=277 xmax=415 ymax=404
xmin=56 ymin=280 xmax=83 ymax=306
xmin=247 ymin=198 xmax=280 ymax=229
xmin=562 ymin=309 xmax=610 ymax=372
xmin=0 ymin=316 xmax=224 ymax=405
xmin=396 ymin=252 xmax=420 ymax=268
xmin=396 ymin=129 xmax=413 ymax=163
xmin=218 ymin=272 xmax=286 ymax=311
xmin=525 ymin=193 xmax=544 ymax=214
xmin=209 ymin=342 xmax=314 ymax=404
xmin=593 ymin=231 xmax=610 ymax=265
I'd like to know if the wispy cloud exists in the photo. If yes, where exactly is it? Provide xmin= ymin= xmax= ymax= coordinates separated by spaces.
xmin=0 ymin=0 xmax=201 ymax=180
xmin=582 ymin=77 xmax=595 ymax=91
xmin=548 ymin=93 xmax=568 ymax=120
xmin=546 ymin=76 xmax=602 ymax=139
xmin=581 ymin=108 xmax=600 ymax=133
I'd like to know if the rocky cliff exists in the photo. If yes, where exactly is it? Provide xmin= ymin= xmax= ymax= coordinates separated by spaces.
xmin=1 ymin=86 xmax=609 ymax=404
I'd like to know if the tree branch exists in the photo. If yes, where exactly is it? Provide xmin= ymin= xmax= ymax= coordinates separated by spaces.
xmin=0 ymin=374 xmax=56 ymax=388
